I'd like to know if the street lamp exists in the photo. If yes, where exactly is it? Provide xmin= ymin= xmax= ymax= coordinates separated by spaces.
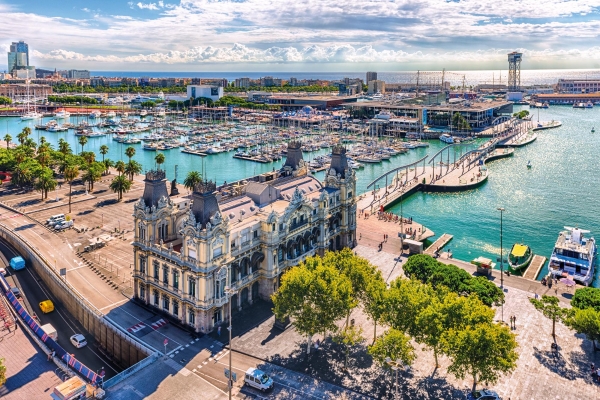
xmin=497 ymin=207 xmax=505 ymax=289
xmin=385 ymin=357 xmax=403 ymax=400
xmin=224 ymin=286 xmax=237 ymax=400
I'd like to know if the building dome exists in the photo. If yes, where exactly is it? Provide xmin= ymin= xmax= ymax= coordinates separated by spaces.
xmin=301 ymin=106 xmax=314 ymax=114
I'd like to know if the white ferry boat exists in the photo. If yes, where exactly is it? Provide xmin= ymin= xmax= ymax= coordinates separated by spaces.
xmin=440 ymin=133 xmax=454 ymax=144
xmin=548 ymin=227 xmax=596 ymax=286
xmin=54 ymin=108 xmax=71 ymax=119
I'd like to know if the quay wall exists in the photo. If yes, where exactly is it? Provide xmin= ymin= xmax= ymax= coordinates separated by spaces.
xmin=422 ymin=175 xmax=488 ymax=193
xmin=0 ymin=217 xmax=154 ymax=369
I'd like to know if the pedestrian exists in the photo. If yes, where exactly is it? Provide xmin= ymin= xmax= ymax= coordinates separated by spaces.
xmin=217 ymin=326 xmax=221 ymax=336
xmin=513 ymin=315 xmax=517 ymax=329
xmin=535 ymin=292 xmax=539 ymax=299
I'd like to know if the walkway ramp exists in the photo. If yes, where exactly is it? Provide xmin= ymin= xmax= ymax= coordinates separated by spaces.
xmin=524 ymin=255 xmax=546 ymax=281
xmin=425 ymin=233 xmax=453 ymax=256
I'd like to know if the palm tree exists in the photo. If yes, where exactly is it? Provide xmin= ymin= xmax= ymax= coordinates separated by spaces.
xmin=64 ymin=165 xmax=79 ymax=213
xmin=58 ymin=139 xmax=71 ymax=156
xmin=24 ymin=138 xmax=36 ymax=149
xmin=99 ymin=145 xmax=109 ymax=164
xmin=125 ymin=160 xmax=142 ymax=181
xmin=39 ymin=136 xmax=47 ymax=146
xmin=110 ymin=174 xmax=132 ymax=201
xmin=34 ymin=168 xmax=57 ymax=200
xmin=4 ymin=134 xmax=11 ymax=149
xmin=184 ymin=171 xmax=202 ymax=191
xmin=17 ymin=132 xmax=28 ymax=145
xmin=155 ymin=153 xmax=165 ymax=170
xmin=103 ymin=159 xmax=115 ymax=175
xmin=82 ymin=151 xmax=96 ymax=166
xmin=81 ymin=165 xmax=102 ymax=191
xmin=115 ymin=160 xmax=126 ymax=176
xmin=125 ymin=146 xmax=136 ymax=161
xmin=36 ymin=151 xmax=51 ymax=168
xmin=78 ymin=135 xmax=88 ymax=153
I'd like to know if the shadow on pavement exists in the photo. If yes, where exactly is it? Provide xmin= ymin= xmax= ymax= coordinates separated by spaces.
xmin=532 ymin=345 xmax=578 ymax=380
xmin=15 ymin=223 xmax=36 ymax=231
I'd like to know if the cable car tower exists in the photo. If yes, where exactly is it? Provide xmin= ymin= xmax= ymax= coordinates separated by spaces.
xmin=507 ymin=52 xmax=522 ymax=91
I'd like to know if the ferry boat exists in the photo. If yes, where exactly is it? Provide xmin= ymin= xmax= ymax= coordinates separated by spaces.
xmin=548 ymin=227 xmax=596 ymax=286
xmin=440 ymin=133 xmax=454 ymax=144
xmin=508 ymin=243 xmax=533 ymax=271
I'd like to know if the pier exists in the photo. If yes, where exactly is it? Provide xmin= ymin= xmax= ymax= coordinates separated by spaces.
xmin=523 ymin=255 xmax=547 ymax=281
xmin=424 ymin=233 xmax=453 ymax=256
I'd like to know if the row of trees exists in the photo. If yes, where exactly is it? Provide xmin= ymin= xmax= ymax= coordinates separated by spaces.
xmin=0 ymin=96 xmax=11 ymax=105
xmin=47 ymin=95 xmax=99 ymax=105
xmin=272 ymin=251 xmax=518 ymax=393
xmin=0 ymin=128 xmax=150 ymax=207
xmin=224 ymin=84 xmax=339 ymax=93
xmin=50 ymin=84 xmax=186 ymax=94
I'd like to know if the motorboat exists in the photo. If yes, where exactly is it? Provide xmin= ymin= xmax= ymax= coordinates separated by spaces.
xmin=89 ymin=111 xmax=102 ymax=119
xmin=54 ymin=108 xmax=71 ymax=119
xmin=508 ymin=243 xmax=533 ymax=271
xmin=548 ymin=227 xmax=596 ymax=286
xmin=439 ymin=133 xmax=454 ymax=144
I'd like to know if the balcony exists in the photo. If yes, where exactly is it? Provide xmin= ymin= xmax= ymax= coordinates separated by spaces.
xmin=231 ymin=271 xmax=260 ymax=290
xmin=289 ymin=220 xmax=308 ymax=232
xmin=213 ymin=296 xmax=229 ymax=308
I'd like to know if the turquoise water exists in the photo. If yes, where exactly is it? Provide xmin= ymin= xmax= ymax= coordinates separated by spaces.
xmin=386 ymin=106 xmax=600 ymax=286
xmin=2 ymin=106 xmax=599 ymax=285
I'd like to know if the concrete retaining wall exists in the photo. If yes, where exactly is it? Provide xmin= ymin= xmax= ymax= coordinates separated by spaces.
xmin=0 ymin=223 xmax=153 ymax=369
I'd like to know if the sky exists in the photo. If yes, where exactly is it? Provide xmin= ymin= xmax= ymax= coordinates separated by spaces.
xmin=1 ymin=0 xmax=600 ymax=72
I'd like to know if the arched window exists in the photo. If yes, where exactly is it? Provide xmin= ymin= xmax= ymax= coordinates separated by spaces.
xmin=139 ymin=222 xmax=146 ymax=241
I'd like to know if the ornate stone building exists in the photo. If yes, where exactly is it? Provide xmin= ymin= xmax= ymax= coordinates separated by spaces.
xmin=132 ymin=142 xmax=357 ymax=333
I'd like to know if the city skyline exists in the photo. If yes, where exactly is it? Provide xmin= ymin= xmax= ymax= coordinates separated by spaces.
xmin=1 ymin=0 xmax=600 ymax=71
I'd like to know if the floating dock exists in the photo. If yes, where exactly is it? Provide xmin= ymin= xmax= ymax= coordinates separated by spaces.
xmin=523 ymin=255 xmax=547 ymax=280
xmin=233 ymin=154 xmax=272 ymax=163
xmin=425 ymin=233 xmax=453 ymax=256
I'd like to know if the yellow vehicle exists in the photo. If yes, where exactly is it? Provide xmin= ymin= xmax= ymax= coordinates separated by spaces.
xmin=39 ymin=300 xmax=55 ymax=314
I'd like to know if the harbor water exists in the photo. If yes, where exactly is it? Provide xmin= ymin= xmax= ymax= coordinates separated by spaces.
xmin=1 ymin=104 xmax=599 ymax=286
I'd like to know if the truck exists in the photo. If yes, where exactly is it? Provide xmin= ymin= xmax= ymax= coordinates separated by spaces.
xmin=41 ymin=323 xmax=58 ymax=342
xmin=9 ymin=256 xmax=25 ymax=271
xmin=51 ymin=376 xmax=86 ymax=400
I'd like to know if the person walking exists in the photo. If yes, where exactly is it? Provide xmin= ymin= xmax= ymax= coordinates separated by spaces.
xmin=513 ymin=315 xmax=517 ymax=329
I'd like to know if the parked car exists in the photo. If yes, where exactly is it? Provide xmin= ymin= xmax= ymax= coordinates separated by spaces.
xmin=10 ymin=286 xmax=22 ymax=298
xmin=466 ymin=389 xmax=502 ymax=400
xmin=244 ymin=367 xmax=274 ymax=393
xmin=55 ymin=220 xmax=74 ymax=230
xmin=46 ymin=214 xmax=65 ymax=225
xmin=70 ymin=334 xmax=87 ymax=348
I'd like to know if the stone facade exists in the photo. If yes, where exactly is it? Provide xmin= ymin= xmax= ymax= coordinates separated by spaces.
xmin=132 ymin=143 xmax=357 ymax=333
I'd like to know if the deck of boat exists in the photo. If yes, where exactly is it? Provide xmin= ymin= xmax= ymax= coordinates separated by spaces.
xmin=523 ymin=255 xmax=547 ymax=281
xmin=425 ymin=233 xmax=453 ymax=256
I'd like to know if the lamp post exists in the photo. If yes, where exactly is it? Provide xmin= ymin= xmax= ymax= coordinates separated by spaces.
xmin=224 ymin=286 xmax=237 ymax=400
xmin=497 ymin=207 xmax=505 ymax=289
xmin=385 ymin=357 xmax=403 ymax=400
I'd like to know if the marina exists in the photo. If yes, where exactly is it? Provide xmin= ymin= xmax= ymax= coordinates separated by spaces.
xmin=0 ymin=102 xmax=598 ymax=286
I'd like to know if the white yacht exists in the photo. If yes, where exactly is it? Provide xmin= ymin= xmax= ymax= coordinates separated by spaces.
xmin=54 ymin=108 xmax=71 ymax=119
xmin=440 ymin=133 xmax=454 ymax=144
xmin=549 ymin=227 xmax=596 ymax=286
xmin=89 ymin=110 xmax=102 ymax=119
xmin=21 ymin=111 xmax=43 ymax=121
xmin=371 ymin=92 xmax=383 ymax=101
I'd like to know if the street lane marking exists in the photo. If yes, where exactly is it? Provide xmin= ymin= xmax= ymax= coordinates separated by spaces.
xmin=98 ymin=298 xmax=128 ymax=311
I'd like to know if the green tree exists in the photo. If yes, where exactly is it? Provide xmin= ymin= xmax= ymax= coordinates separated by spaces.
xmin=34 ymin=167 xmax=57 ymax=200
xmin=125 ymin=160 xmax=142 ymax=181
xmin=333 ymin=323 xmax=365 ymax=370
xmin=99 ymin=144 xmax=109 ymax=164
xmin=81 ymin=151 xmax=96 ymax=166
xmin=3 ymin=134 xmax=11 ymax=149
xmin=565 ymin=307 xmax=600 ymax=351
xmin=110 ymin=174 xmax=132 ymax=201
xmin=64 ymin=165 xmax=79 ymax=213
xmin=36 ymin=151 xmax=51 ymax=168
xmin=155 ymin=153 xmax=165 ymax=170
xmin=115 ymin=160 xmax=126 ymax=176
xmin=141 ymin=100 xmax=156 ymax=108
xmin=272 ymin=256 xmax=355 ymax=355
xmin=363 ymin=273 xmax=388 ymax=343
xmin=383 ymin=277 xmax=435 ymax=336
xmin=78 ymin=135 xmax=88 ymax=153
xmin=58 ymin=139 xmax=72 ymax=156
xmin=402 ymin=254 xmax=439 ymax=282
xmin=183 ymin=170 xmax=202 ymax=191
xmin=0 ymin=95 xmax=12 ymax=105
xmin=81 ymin=163 xmax=103 ymax=191
xmin=0 ymin=357 xmax=6 ymax=386
xmin=572 ymin=287 xmax=600 ymax=312
xmin=442 ymin=322 xmax=518 ymax=394
xmin=368 ymin=328 xmax=415 ymax=367
xmin=529 ymin=295 xmax=570 ymax=338
xmin=125 ymin=146 xmax=136 ymax=161
xmin=13 ymin=159 xmax=40 ymax=188
xmin=103 ymin=159 xmax=115 ymax=175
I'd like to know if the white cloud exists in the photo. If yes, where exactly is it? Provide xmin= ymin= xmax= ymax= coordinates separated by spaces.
xmin=1 ymin=0 xmax=599 ymax=69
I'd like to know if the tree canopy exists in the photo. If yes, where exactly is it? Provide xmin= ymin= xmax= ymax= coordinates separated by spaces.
xmin=572 ymin=287 xmax=600 ymax=312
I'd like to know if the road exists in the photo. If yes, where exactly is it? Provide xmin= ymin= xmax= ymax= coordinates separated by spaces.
xmin=0 ymin=238 xmax=122 ymax=380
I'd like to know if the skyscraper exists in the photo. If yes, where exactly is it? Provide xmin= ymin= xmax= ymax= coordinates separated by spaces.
xmin=8 ymin=40 xmax=30 ymax=74
xmin=366 ymin=71 xmax=378 ymax=84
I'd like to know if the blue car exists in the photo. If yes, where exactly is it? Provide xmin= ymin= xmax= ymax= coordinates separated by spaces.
xmin=466 ymin=389 xmax=501 ymax=400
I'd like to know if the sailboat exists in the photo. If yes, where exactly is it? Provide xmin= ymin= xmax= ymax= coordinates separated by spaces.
xmin=20 ymin=76 xmax=43 ymax=120
xmin=592 ymin=127 xmax=595 ymax=133
xmin=527 ymin=160 xmax=532 ymax=169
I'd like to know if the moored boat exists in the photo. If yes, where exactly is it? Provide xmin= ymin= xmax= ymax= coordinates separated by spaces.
xmin=508 ymin=243 xmax=533 ymax=271
xmin=548 ymin=227 xmax=596 ymax=286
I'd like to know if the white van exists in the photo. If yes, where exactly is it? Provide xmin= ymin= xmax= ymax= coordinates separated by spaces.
xmin=41 ymin=323 xmax=58 ymax=342
xmin=244 ymin=367 xmax=274 ymax=393
xmin=47 ymin=214 xmax=65 ymax=225
xmin=55 ymin=220 xmax=74 ymax=230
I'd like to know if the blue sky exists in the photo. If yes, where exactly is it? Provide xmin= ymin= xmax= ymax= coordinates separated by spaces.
xmin=1 ymin=0 xmax=600 ymax=71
